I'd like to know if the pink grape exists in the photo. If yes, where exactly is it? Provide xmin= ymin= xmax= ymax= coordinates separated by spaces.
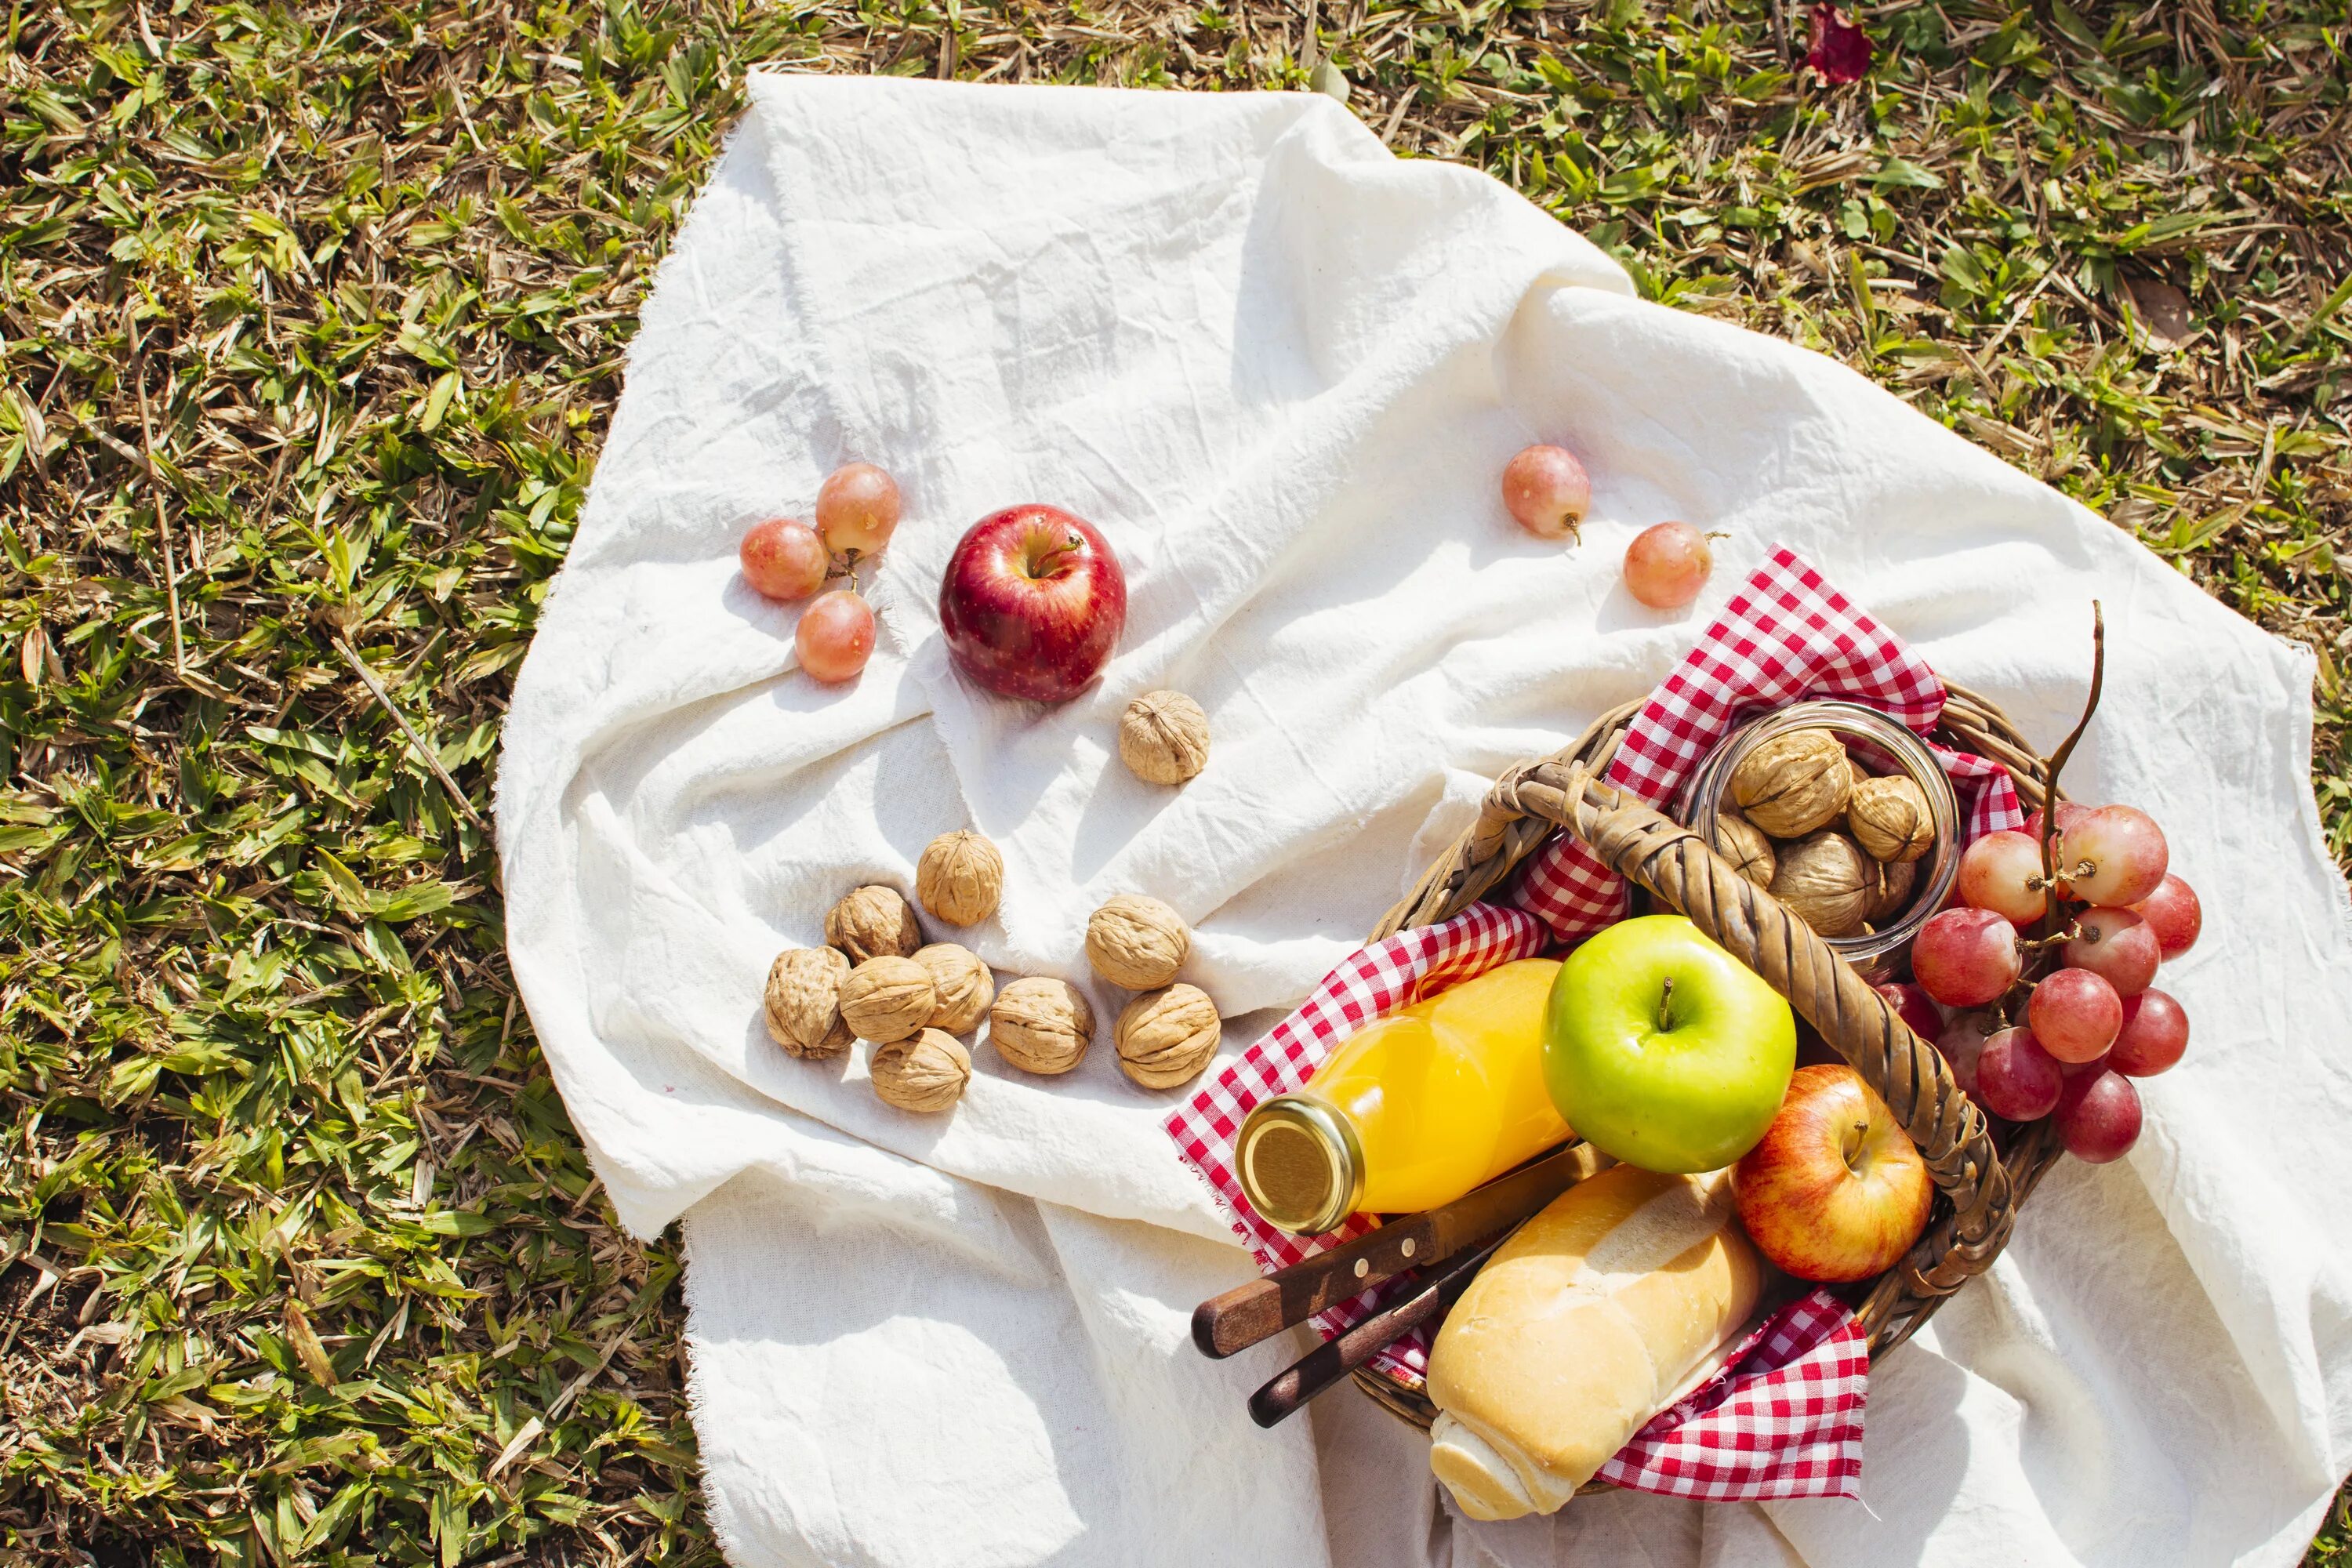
xmin=1623 ymin=521 xmax=1713 ymax=610
xmin=815 ymin=463 xmax=903 ymax=558
xmin=796 ymin=589 xmax=877 ymax=683
xmin=2131 ymin=874 xmax=2201 ymax=960
xmin=1876 ymin=981 xmax=1944 ymax=1044
xmin=1501 ymin=444 xmax=1592 ymax=539
xmin=2055 ymin=1069 xmax=2143 ymax=1163
xmin=1911 ymin=906 xmax=2022 ymax=1007
xmin=2063 ymin=906 xmax=2160 ymax=996
xmin=2059 ymin=805 xmax=2169 ymax=906
xmin=740 ymin=516 xmax=829 ymax=601
xmin=1934 ymin=1010 xmax=1996 ymax=1097
xmin=2026 ymin=967 xmax=2123 ymax=1063
xmin=2021 ymin=800 xmax=2090 ymax=841
xmin=2110 ymin=989 xmax=2188 ymax=1077
xmin=1974 ymin=1026 xmax=2063 ymax=1120
xmin=1955 ymin=829 xmax=2049 ymax=925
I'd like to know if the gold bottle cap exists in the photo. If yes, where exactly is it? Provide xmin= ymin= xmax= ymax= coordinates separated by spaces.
xmin=1236 ymin=1094 xmax=1364 ymax=1236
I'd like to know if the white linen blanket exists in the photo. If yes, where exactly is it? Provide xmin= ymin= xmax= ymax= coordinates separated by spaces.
xmin=497 ymin=71 xmax=2352 ymax=1568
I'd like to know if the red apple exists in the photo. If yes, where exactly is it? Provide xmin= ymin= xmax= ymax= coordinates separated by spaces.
xmin=939 ymin=504 xmax=1127 ymax=704
xmin=1733 ymin=1063 xmax=1935 ymax=1283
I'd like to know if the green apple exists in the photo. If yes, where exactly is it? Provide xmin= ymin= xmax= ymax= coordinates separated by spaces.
xmin=1543 ymin=914 xmax=1795 ymax=1174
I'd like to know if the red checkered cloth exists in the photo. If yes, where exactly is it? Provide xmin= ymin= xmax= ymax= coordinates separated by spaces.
xmin=1514 ymin=544 xmax=2024 ymax=940
xmin=1160 ymin=546 xmax=1995 ymax=1501
xmin=1597 ymin=1287 xmax=1867 ymax=1501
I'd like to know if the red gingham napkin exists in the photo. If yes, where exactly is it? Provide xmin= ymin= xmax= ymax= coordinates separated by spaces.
xmin=1161 ymin=546 xmax=1997 ymax=1502
xmin=1599 ymin=1287 xmax=1866 ymax=1501
xmin=1515 ymin=544 xmax=2024 ymax=939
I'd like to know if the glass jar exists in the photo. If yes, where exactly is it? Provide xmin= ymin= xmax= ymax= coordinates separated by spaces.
xmin=1675 ymin=700 xmax=1960 ymax=976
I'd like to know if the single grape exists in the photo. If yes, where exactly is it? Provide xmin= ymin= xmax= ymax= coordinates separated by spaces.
xmin=1974 ymin=1027 xmax=2063 ymax=1120
xmin=2063 ymin=906 xmax=2160 ymax=996
xmin=1875 ymin=980 xmax=1944 ymax=1044
xmin=2021 ymin=800 xmax=2090 ymax=841
xmin=2131 ymin=874 xmax=2201 ymax=960
xmin=1955 ymin=829 xmax=2050 ymax=925
xmin=796 ymin=589 xmax=877 ymax=683
xmin=2059 ymin=805 xmax=2169 ymax=906
xmin=815 ymin=463 xmax=903 ymax=558
xmin=1934 ymin=1010 xmax=1997 ymax=1097
xmin=2025 ymin=967 xmax=2123 ymax=1063
xmin=739 ymin=516 xmax=829 ymax=601
xmin=2109 ymin=989 xmax=2188 ymax=1077
xmin=1501 ymin=444 xmax=1592 ymax=540
xmin=1623 ymin=521 xmax=1713 ymax=610
xmin=1911 ymin=906 xmax=2022 ymax=1007
xmin=2055 ymin=1069 xmax=2143 ymax=1163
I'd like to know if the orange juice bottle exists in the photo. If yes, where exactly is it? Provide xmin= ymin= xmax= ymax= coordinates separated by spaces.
xmin=1236 ymin=959 xmax=1570 ymax=1233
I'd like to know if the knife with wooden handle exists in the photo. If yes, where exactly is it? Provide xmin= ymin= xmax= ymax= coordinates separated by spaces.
xmin=1244 ymin=1223 xmax=1514 ymax=1428
xmin=1190 ymin=1140 xmax=1608 ymax=1360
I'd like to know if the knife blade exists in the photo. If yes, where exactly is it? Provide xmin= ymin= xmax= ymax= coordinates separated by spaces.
xmin=1190 ymin=1139 xmax=1606 ymax=1360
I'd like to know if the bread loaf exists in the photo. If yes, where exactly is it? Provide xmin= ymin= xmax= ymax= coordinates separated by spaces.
xmin=1425 ymin=1164 xmax=1762 ymax=1520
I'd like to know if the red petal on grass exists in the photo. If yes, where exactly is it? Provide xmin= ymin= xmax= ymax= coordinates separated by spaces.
xmin=1808 ymin=4 xmax=1873 ymax=84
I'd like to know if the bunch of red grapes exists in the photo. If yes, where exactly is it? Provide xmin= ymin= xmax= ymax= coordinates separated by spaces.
xmin=1878 ymin=804 xmax=2198 ymax=1166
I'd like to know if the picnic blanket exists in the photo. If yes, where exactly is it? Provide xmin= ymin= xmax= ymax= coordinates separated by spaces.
xmin=496 ymin=71 xmax=2352 ymax=1568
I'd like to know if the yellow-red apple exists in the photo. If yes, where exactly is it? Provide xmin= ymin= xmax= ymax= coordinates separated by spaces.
xmin=1733 ymin=1063 xmax=1933 ymax=1283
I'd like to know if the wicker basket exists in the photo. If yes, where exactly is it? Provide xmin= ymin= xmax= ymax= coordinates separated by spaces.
xmin=1348 ymin=684 xmax=2073 ymax=1432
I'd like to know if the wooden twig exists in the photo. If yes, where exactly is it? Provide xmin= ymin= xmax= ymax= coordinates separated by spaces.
xmin=332 ymin=637 xmax=489 ymax=829
xmin=125 ymin=306 xmax=186 ymax=675
xmin=2035 ymin=601 xmax=2105 ymax=939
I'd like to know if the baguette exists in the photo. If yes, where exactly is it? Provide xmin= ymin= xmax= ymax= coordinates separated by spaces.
xmin=1425 ymin=1163 xmax=1762 ymax=1520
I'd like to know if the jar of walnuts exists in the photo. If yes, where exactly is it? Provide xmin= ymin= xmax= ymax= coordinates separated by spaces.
xmin=1676 ymin=700 xmax=1961 ymax=976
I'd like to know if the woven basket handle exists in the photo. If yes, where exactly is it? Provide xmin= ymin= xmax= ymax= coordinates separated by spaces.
xmin=1468 ymin=758 xmax=2016 ymax=1312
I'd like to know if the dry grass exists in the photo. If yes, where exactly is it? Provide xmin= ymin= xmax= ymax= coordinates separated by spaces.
xmin=1 ymin=0 xmax=2346 ymax=1563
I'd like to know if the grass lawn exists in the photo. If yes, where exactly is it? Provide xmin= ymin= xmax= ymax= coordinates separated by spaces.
xmin=2 ymin=0 xmax=2347 ymax=1562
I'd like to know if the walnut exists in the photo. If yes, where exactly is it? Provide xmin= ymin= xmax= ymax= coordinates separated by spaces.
xmin=1119 ymin=691 xmax=1210 ymax=786
xmin=989 ymin=977 xmax=1095 ymax=1075
xmin=1085 ymin=895 xmax=1189 ymax=990
xmin=764 ymin=946 xmax=853 ymax=1059
xmin=1730 ymin=728 xmax=1853 ymax=838
xmin=1715 ymin=810 xmax=1777 ymax=888
xmin=916 ymin=831 xmax=1003 ymax=927
xmin=839 ymin=955 xmax=937 ymax=1043
xmin=1768 ymin=830 xmax=1871 ymax=938
xmin=1114 ymin=983 xmax=1221 ymax=1089
xmin=1864 ymin=855 xmax=1918 ymax=924
xmin=870 ymin=1029 xmax=971 ymax=1113
xmin=1847 ymin=775 xmax=1933 ymax=864
xmin=913 ymin=942 xmax=994 ymax=1035
xmin=826 ymin=885 xmax=923 ymax=964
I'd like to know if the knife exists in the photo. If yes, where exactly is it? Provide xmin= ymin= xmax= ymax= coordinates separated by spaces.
xmin=1244 ymin=1221 xmax=1518 ymax=1428
xmin=1190 ymin=1139 xmax=1606 ymax=1360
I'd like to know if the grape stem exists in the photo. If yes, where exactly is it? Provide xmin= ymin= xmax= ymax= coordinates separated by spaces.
xmin=2033 ymin=601 xmax=2105 ymax=946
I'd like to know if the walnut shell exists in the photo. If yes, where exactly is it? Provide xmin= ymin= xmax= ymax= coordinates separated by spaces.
xmin=1120 ymin=691 xmax=1210 ymax=786
xmin=913 ymin=942 xmax=994 ymax=1035
xmin=1730 ymin=728 xmax=1853 ymax=839
xmin=1864 ymin=855 xmax=1918 ymax=924
xmin=1085 ymin=895 xmax=1189 ymax=991
xmin=764 ymin=946 xmax=853 ymax=1059
xmin=1847 ymin=775 xmax=1933 ymax=864
xmin=1766 ymin=830 xmax=1871 ymax=938
xmin=839 ymin=955 xmax=937 ymax=1044
xmin=870 ymin=1029 xmax=971 ymax=1113
xmin=989 ymin=977 xmax=1095 ymax=1075
xmin=1715 ymin=811 xmax=1777 ymax=888
xmin=916 ymin=831 xmax=1003 ymax=927
xmin=826 ymin=885 xmax=924 ymax=964
xmin=1114 ymin=983 xmax=1221 ymax=1090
